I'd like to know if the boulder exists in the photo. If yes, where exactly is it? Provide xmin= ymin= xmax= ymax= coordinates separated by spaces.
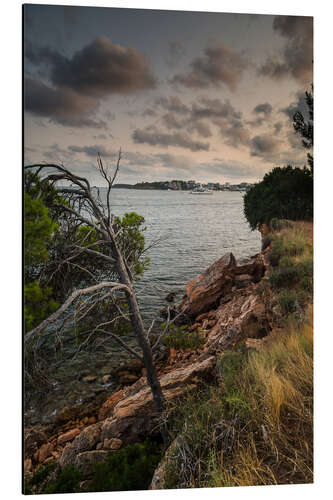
xmin=74 ymin=450 xmax=109 ymax=476
xmin=98 ymin=390 xmax=124 ymax=421
xmin=103 ymin=438 xmax=123 ymax=450
xmin=184 ymin=253 xmax=236 ymax=317
xmin=57 ymin=428 xmax=81 ymax=445
xmin=59 ymin=422 xmax=102 ymax=469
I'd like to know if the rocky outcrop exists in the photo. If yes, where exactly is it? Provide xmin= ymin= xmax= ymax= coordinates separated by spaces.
xmin=182 ymin=252 xmax=265 ymax=318
xmin=58 ymin=356 xmax=216 ymax=470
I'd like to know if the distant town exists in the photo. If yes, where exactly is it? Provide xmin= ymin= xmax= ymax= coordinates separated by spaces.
xmin=113 ymin=180 xmax=255 ymax=192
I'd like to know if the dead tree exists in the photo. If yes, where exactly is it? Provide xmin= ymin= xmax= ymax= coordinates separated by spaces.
xmin=24 ymin=152 xmax=166 ymax=420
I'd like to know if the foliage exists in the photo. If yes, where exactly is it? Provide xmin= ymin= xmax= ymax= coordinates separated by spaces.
xmin=161 ymin=324 xmax=205 ymax=350
xmin=114 ymin=211 xmax=150 ymax=277
xmin=87 ymin=441 xmax=161 ymax=492
xmin=24 ymin=281 xmax=58 ymax=331
xmin=244 ymin=166 xmax=313 ymax=230
xmin=293 ymin=86 xmax=313 ymax=173
xmin=42 ymin=466 xmax=82 ymax=494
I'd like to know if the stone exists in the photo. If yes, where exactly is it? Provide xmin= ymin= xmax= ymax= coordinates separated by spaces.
xmin=82 ymin=375 xmax=97 ymax=383
xmin=184 ymin=253 xmax=236 ymax=317
xmin=57 ymin=428 xmax=81 ymax=445
xmin=165 ymin=291 xmax=176 ymax=302
xmin=103 ymin=438 xmax=123 ymax=450
xmin=24 ymin=427 xmax=47 ymax=458
xmin=234 ymin=274 xmax=253 ymax=288
xmin=118 ymin=371 xmax=139 ymax=385
xmin=24 ymin=458 xmax=32 ymax=473
xmin=59 ymin=422 xmax=102 ymax=469
xmin=35 ymin=442 xmax=54 ymax=463
xmin=98 ymin=390 xmax=124 ymax=421
xmin=74 ymin=450 xmax=109 ymax=476
xmin=101 ymin=375 xmax=112 ymax=384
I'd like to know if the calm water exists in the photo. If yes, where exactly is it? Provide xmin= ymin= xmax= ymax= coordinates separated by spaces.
xmin=25 ymin=189 xmax=261 ymax=425
xmin=105 ymin=189 xmax=261 ymax=320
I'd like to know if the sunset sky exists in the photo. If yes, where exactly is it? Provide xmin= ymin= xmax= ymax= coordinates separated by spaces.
xmin=23 ymin=4 xmax=313 ymax=185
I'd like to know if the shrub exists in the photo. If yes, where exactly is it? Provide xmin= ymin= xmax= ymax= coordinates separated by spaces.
xmin=87 ymin=440 xmax=161 ymax=492
xmin=244 ymin=166 xmax=313 ymax=230
xmin=162 ymin=324 xmax=205 ymax=350
xmin=42 ymin=466 xmax=82 ymax=494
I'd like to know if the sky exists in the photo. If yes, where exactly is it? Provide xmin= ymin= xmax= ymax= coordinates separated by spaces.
xmin=23 ymin=4 xmax=313 ymax=185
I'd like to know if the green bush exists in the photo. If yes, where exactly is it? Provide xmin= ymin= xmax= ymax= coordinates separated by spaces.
xmin=162 ymin=324 xmax=205 ymax=350
xmin=87 ymin=440 xmax=161 ymax=492
xmin=43 ymin=466 xmax=82 ymax=494
xmin=244 ymin=166 xmax=313 ymax=230
xmin=277 ymin=289 xmax=307 ymax=315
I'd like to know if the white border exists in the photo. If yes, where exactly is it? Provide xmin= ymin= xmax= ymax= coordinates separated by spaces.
xmin=1 ymin=1 xmax=332 ymax=499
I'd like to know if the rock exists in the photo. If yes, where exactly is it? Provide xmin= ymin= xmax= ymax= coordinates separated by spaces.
xmin=234 ymin=274 xmax=253 ymax=288
xmin=35 ymin=442 xmax=54 ymax=463
xmin=59 ymin=422 xmax=102 ymax=469
xmin=103 ymin=438 xmax=123 ymax=450
xmin=98 ymin=390 xmax=124 ymax=421
xmin=252 ymin=254 xmax=266 ymax=283
xmin=24 ymin=458 xmax=32 ymax=473
xmin=57 ymin=428 xmax=81 ymax=445
xmin=101 ymin=375 xmax=112 ymax=384
xmin=24 ymin=427 xmax=48 ymax=458
xmin=82 ymin=375 xmax=97 ymax=383
xmin=184 ymin=253 xmax=236 ymax=317
xmin=101 ymin=357 xmax=215 ymax=443
xmin=74 ymin=450 xmax=109 ymax=476
xmin=165 ymin=292 xmax=176 ymax=302
xmin=235 ymin=257 xmax=256 ymax=275
xmin=117 ymin=371 xmax=139 ymax=385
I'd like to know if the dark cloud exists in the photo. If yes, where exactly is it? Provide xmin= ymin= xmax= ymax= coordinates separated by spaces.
xmin=162 ymin=112 xmax=186 ymax=130
xmin=187 ymin=121 xmax=212 ymax=138
xmin=258 ymin=16 xmax=313 ymax=84
xmin=280 ymin=91 xmax=308 ymax=120
xmin=28 ymin=36 xmax=157 ymax=96
xmin=253 ymin=103 xmax=273 ymax=117
xmin=142 ymin=108 xmax=157 ymax=117
xmin=273 ymin=122 xmax=283 ymax=134
xmin=155 ymin=96 xmax=190 ymax=114
xmin=68 ymin=144 xmax=115 ymax=158
xmin=166 ymin=41 xmax=185 ymax=66
xmin=24 ymin=77 xmax=106 ymax=128
xmin=191 ymin=98 xmax=241 ymax=120
xmin=132 ymin=127 xmax=209 ymax=151
xmin=170 ymin=43 xmax=249 ymax=91
xmin=250 ymin=134 xmax=282 ymax=157
xmin=220 ymin=119 xmax=251 ymax=148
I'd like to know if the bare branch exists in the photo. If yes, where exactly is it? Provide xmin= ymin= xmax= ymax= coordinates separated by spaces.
xmin=25 ymin=282 xmax=132 ymax=345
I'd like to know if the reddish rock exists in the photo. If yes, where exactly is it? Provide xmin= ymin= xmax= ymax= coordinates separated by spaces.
xmin=184 ymin=253 xmax=236 ymax=317
xmin=82 ymin=375 xmax=97 ymax=383
xmin=24 ymin=458 xmax=32 ymax=473
xmin=59 ymin=422 xmax=102 ymax=469
xmin=98 ymin=390 xmax=124 ymax=421
xmin=35 ymin=442 xmax=54 ymax=463
xmin=57 ymin=428 xmax=81 ymax=445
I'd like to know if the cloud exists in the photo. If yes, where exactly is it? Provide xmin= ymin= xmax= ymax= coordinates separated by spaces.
xmin=24 ymin=77 xmax=107 ymax=128
xmin=132 ymin=127 xmax=209 ymax=151
xmin=221 ymin=119 xmax=251 ymax=148
xmin=187 ymin=121 xmax=212 ymax=138
xmin=250 ymin=134 xmax=283 ymax=157
xmin=253 ymin=103 xmax=273 ymax=117
xmin=27 ymin=36 xmax=157 ymax=96
xmin=162 ymin=112 xmax=186 ymax=130
xmin=155 ymin=96 xmax=190 ymax=115
xmin=258 ymin=16 xmax=313 ymax=84
xmin=68 ymin=144 xmax=115 ymax=158
xmin=170 ymin=43 xmax=249 ymax=91
xmin=280 ymin=91 xmax=308 ymax=120
xmin=191 ymin=98 xmax=241 ymax=120
xmin=273 ymin=122 xmax=283 ymax=134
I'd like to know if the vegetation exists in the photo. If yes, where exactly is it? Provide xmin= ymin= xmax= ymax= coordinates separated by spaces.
xmin=25 ymin=441 xmax=161 ymax=494
xmin=243 ymin=166 xmax=313 ymax=230
xmin=161 ymin=324 xmax=205 ymax=350
xmin=87 ymin=441 xmax=161 ymax=492
xmin=164 ymin=222 xmax=313 ymax=488
xmin=293 ymin=86 xmax=313 ymax=173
